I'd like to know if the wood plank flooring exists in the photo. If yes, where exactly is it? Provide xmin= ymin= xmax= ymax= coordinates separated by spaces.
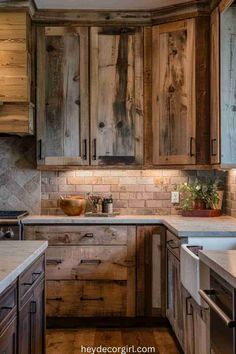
xmin=46 ymin=327 xmax=180 ymax=354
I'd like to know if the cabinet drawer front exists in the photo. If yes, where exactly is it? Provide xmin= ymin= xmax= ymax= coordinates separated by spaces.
xmin=46 ymin=280 xmax=128 ymax=317
xmin=46 ymin=246 xmax=132 ymax=281
xmin=19 ymin=255 xmax=45 ymax=301
xmin=25 ymin=225 xmax=132 ymax=245
xmin=166 ymin=230 xmax=180 ymax=259
xmin=0 ymin=283 xmax=17 ymax=329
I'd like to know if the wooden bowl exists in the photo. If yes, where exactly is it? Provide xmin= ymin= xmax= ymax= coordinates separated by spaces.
xmin=59 ymin=196 xmax=87 ymax=216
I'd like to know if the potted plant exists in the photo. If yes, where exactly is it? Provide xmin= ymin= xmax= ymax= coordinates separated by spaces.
xmin=180 ymin=179 xmax=221 ymax=212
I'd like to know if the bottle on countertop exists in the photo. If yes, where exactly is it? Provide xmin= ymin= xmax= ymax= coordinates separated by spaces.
xmin=107 ymin=194 xmax=113 ymax=214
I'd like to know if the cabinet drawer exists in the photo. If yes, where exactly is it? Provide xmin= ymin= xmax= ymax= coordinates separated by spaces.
xmin=0 ymin=283 xmax=17 ymax=330
xmin=46 ymin=246 xmax=132 ymax=281
xmin=19 ymin=255 xmax=45 ymax=302
xmin=24 ymin=225 xmax=132 ymax=245
xmin=166 ymin=230 xmax=181 ymax=259
xmin=46 ymin=280 xmax=128 ymax=317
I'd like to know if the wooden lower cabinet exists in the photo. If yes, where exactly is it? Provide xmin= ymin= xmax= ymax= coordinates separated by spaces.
xmin=182 ymin=287 xmax=210 ymax=354
xmin=0 ymin=317 xmax=17 ymax=354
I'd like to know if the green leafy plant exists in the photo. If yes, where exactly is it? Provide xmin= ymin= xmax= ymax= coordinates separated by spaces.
xmin=180 ymin=179 xmax=220 ymax=211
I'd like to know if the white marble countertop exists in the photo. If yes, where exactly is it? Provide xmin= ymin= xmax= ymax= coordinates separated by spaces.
xmin=23 ymin=214 xmax=236 ymax=238
xmin=199 ymin=250 xmax=236 ymax=288
xmin=0 ymin=241 xmax=48 ymax=295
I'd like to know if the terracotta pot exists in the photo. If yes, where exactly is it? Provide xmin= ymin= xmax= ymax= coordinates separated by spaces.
xmin=59 ymin=196 xmax=87 ymax=216
xmin=193 ymin=199 xmax=206 ymax=210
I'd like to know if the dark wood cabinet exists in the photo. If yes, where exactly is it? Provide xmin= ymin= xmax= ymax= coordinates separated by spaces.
xmin=0 ymin=317 xmax=17 ymax=354
xmin=152 ymin=18 xmax=210 ymax=166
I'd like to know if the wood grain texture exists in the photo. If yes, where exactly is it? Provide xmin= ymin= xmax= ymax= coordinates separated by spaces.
xmin=90 ymin=27 xmax=143 ymax=166
xmin=152 ymin=20 xmax=196 ymax=165
xmin=0 ymin=12 xmax=27 ymax=51
xmin=37 ymin=26 xmax=89 ymax=166
xmin=24 ymin=225 xmax=130 ymax=246
xmin=0 ymin=103 xmax=33 ymax=134
xmin=47 ymin=328 xmax=180 ymax=354
xmin=220 ymin=6 xmax=236 ymax=166
xmin=210 ymin=7 xmax=220 ymax=164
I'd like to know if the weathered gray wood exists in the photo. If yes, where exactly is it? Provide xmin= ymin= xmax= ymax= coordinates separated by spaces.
xmin=90 ymin=27 xmax=143 ymax=166
xmin=152 ymin=20 xmax=196 ymax=165
xmin=37 ymin=27 xmax=89 ymax=166
xmin=220 ymin=6 xmax=236 ymax=166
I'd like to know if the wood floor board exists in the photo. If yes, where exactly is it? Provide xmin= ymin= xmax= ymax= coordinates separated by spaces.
xmin=46 ymin=327 xmax=180 ymax=354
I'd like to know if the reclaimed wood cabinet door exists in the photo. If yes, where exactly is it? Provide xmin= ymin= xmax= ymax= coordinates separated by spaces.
xmin=166 ymin=249 xmax=184 ymax=349
xmin=136 ymin=226 xmax=165 ymax=317
xmin=0 ymin=12 xmax=34 ymax=135
xmin=210 ymin=7 xmax=220 ymax=164
xmin=152 ymin=18 xmax=210 ymax=166
xmin=0 ymin=317 xmax=17 ymax=354
xmin=152 ymin=20 xmax=196 ymax=165
xmin=220 ymin=5 xmax=236 ymax=167
xmin=37 ymin=27 xmax=89 ymax=167
xmin=90 ymin=27 xmax=143 ymax=166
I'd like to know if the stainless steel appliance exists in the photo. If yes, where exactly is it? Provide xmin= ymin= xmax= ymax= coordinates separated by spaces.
xmin=199 ymin=270 xmax=236 ymax=354
xmin=0 ymin=211 xmax=28 ymax=240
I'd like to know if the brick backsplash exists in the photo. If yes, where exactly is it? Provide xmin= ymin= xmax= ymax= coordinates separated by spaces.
xmin=41 ymin=169 xmax=226 ymax=215
xmin=226 ymin=170 xmax=236 ymax=218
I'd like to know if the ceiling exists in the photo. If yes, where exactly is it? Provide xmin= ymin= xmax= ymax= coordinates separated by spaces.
xmin=34 ymin=0 xmax=190 ymax=10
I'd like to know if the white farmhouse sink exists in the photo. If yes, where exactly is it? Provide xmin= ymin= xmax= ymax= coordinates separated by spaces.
xmin=181 ymin=238 xmax=236 ymax=305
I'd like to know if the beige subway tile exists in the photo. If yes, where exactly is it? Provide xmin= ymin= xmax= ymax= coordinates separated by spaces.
xmin=146 ymin=200 xmax=162 ymax=208
xmin=162 ymin=170 xmax=180 ymax=177
xmin=75 ymin=170 xmax=93 ymax=177
xmin=85 ymin=177 xmax=103 ymax=185
xmin=119 ymin=177 xmax=137 ymax=184
xmin=136 ymin=192 xmax=153 ymax=200
xmin=50 ymin=177 xmax=67 ymax=185
xmin=170 ymin=177 xmax=188 ymax=185
xmin=75 ymin=185 xmax=93 ymax=193
xmin=120 ymin=192 xmax=136 ymax=200
xmin=154 ymin=177 xmax=170 ymax=185
xmin=114 ymin=200 xmax=129 ymax=208
xmin=154 ymin=208 xmax=171 ymax=215
xmin=59 ymin=171 xmax=76 ymax=177
xmin=102 ymin=177 xmax=119 ymax=185
xmin=154 ymin=192 xmax=171 ymax=200
xmin=67 ymin=177 xmax=85 ymax=185
xmin=128 ymin=200 xmax=145 ymax=208
xmin=136 ymin=177 xmax=154 ymax=185
xmin=93 ymin=185 xmax=110 ymax=192
xmin=93 ymin=170 xmax=111 ymax=176
xmin=142 ymin=170 xmax=163 ymax=177
xmin=59 ymin=185 xmax=76 ymax=192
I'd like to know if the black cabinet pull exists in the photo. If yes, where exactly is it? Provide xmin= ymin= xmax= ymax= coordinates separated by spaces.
xmin=83 ymin=139 xmax=87 ymax=160
xmin=83 ymin=233 xmax=94 ymax=238
xmin=30 ymin=301 xmax=37 ymax=314
xmin=47 ymin=297 xmax=63 ymax=302
xmin=190 ymin=137 xmax=195 ymax=157
xmin=46 ymin=259 xmax=63 ymax=265
xmin=211 ymin=138 xmax=217 ymax=156
xmin=38 ymin=139 xmax=43 ymax=160
xmin=80 ymin=297 xmax=104 ymax=301
xmin=80 ymin=259 xmax=101 ymax=265
xmin=92 ymin=139 xmax=97 ymax=160
xmin=1 ymin=306 xmax=13 ymax=310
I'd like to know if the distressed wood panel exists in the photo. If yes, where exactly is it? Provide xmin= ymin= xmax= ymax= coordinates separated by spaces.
xmin=0 ymin=12 xmax=27 ymax=51
xmin=90 ymin=27 xmax=143 ymax=166
xmin=0 ymin=51 xmax=27 ymax=77
xmin=0 ymin=103 xmax=33 ymax=134
xmin=211 ymin=7 xmax=220 ymax=164
xmin=24 ymin=225 xmax=130 ymax=245
xmin=46 ymin=245 xmax=132 ymax=281
xmin=220 ymin=6 xmax=236 ymax=166
xmin=46 ymin=281 xmax=130 ymax=317
xmin=152 ymin=20 xmax=196 ymax=165
xmin=37 ymin=27 xmax=89 ymax=166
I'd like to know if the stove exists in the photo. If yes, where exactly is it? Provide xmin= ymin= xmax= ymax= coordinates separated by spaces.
xmin=0 ymin=210 xmax=28 ymax=240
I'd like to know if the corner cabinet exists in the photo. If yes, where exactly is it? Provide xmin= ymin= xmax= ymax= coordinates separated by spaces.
xmin=90 ymin=27 xmax=143 ymax=166
xmin=37 ymin=27 xmax=89 ymax=167
xmin=0 ymin=11 xmax=34 ymax=135
xmin=152 ymin=18 xmax=210 ymax=166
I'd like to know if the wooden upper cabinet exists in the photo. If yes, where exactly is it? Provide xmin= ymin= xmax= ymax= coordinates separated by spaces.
xmin=220 ymin=4 xmax=236 ymax=167
xmin=152 ymin=18 xmax=210 ymax=166
xmin=210 ymin=8 xmax=220 ymax=165
xmin=37 ymin=27 xmax=89 ymax=167
xmin=90 ymin=27 xmax=144 ymax=166
xmin=0 ymin=12 xmax=34 ymax=135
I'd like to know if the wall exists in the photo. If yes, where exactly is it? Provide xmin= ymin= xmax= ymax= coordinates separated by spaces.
xmin=226 ymin=170 xmax=236 ymax=217
xmin=0 ymin=137 xmax=41 ymax=213
xmin=41 ymin=169 xmax=226 ymax=215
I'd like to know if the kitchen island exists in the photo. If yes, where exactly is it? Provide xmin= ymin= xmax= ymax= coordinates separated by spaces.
xmin=0 ymin=241 xmax=48 ymax=354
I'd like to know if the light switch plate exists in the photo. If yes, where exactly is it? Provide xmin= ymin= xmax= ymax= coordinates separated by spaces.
xmin=171 ymin=191 xmax=180 ymax=204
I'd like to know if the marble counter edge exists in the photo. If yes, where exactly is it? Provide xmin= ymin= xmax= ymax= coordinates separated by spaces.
xmin=0 ymin=241 xmax=48 ymax=295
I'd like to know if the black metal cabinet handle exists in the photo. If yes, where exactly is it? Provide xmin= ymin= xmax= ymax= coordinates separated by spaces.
xmin=30 ymin=301 xmax=37 ymax=314
xmin=83 ymin=139 xmax=87 ymax=160
xmin=38 ymin=139 xmax=43 ymax=160
xmin=211 ymin=138 xmax=217 ymax=156
xmin=92 ymin=139 xmax=97 ymax=160
xmin=23 ymin=271 xmax=42 ymax=286
xmin=190 ymin=137 xmax=195 ymax=157
xmin=83 ymin=233 xmax=94 ymax=238
xmin=80 ymin=297 xmax=104 ymax=301
xmin=47 ymin=297 xmax=63 ymax=302
xmin=1 ymin=306 xmax=13 ymax=310
xmin=46 ymin=259 xmax=63 ymax=265
xmin=80 ymin=259 xmax=101 ymax=265
xmin=199 ymin=289 xmax=236 ymax=328
xmin=186 ymin=296 xmax=193 ymax=316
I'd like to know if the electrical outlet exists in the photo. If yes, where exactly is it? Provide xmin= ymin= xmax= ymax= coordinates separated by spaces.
xmin=171 ymin=191 xmax=180 ymax=204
